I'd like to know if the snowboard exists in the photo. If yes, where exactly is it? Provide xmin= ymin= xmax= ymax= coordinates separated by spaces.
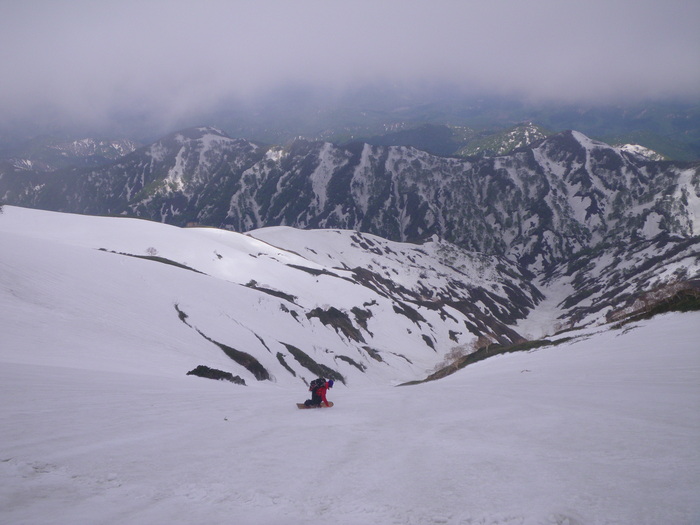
xmin=296 ymin=401 xmax=334 ymax=409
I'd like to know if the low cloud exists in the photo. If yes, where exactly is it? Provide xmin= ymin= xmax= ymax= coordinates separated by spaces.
xmin=2 ymin=0 xmax=698 ymax=136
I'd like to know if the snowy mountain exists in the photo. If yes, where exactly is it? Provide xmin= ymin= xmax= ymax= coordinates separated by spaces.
xmin=46 ymin=137 xmax=139 ymax=162
xmin=456 ymin=122 xmax=550 ymax=157
xmin=362 ymin=123 xmax=476 ymax=157
xmin=2 ymin=127 xmax=697 ymax=271
xmin=617 ymin=142 xmax=666 ymax=161
xmin=1 ymin=126 xmax=698 ymax=331
xmin=354 ymin=122 xmax=548 ymax=159
xmin=0 ymin=206 xmax=542 ymax=386
xmin=0 ymin=127 xmax=264 ymax=222
xmin=1 ymin=205 xmax=698 ymax=524
xmin=0 ymin=136 xmax=139 ymax=173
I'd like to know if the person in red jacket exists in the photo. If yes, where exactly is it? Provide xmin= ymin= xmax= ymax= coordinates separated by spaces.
xmin=304 ymin=378 xmax=334 ymax=407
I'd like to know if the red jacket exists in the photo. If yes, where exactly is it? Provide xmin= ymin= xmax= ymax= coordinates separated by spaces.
xmin=312 ymin=383 xmax=330 ymax=407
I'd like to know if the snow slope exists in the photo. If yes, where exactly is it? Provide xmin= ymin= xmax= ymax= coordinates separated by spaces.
xmin=0 ymin=206 xmax=540 ymax=387
xmin=1 ymin=207 xmax=699 ymax=524
xmin=1 ymin=315 xmax=698 ymax=524
xmin=0 ymin=206 xmax=439 ymax=384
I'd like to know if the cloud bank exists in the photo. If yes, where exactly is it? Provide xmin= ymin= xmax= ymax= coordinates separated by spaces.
xmin=1 ymin=0 xmax=699 ymax=135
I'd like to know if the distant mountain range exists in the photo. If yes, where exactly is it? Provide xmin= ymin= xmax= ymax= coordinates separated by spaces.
xmin=361 ymin=122 xmax=550 ymax=158
xmin=1 ymin=126 xmax=695 ymax=268
xmin=0 ymin=136 xmax=139 ymax=173
xmin=1 ymin=125 xmax=698 ymax=333
xmin=190 ymin=91 xmax=700 ymax=161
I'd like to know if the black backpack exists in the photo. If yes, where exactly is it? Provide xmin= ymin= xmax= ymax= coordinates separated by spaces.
xmin=309 ymin=378 xmax=325 ymax=393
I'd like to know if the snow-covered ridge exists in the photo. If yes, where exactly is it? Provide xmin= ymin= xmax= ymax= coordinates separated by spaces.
xmin=1 ymin=137 xmax=139 ymax=173
xmin=50 ymin=137 xmax=139 ymax=158
xmin=457 ymin=121 xmax=549 ymax=156
xmin=618 ymin=143 xmax=665 ymax=161
xmin=0 ymin=206 xmax=540 ymax=387
xmin=0 ymin=204 xmax=698 ymax=524
xmin=2 ymin=128 xmax=698 ymax=337
xmin=1 ymin=128 xmax=698 ymax=309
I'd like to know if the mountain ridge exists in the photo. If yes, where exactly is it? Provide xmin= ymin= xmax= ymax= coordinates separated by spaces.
xmin=2 ymin=127 xmax=696 ymax=271
xmin=1 ymin=204 xmax=697 ymax=390
xmin=0 ymin=136 xmax=139 ymax=173
xmin=1 ymin=126 xmax=698 ymax=333
xmin=0 ymin=205 xmax=543 ymax=385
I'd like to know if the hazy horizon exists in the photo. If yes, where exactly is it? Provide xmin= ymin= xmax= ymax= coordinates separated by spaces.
xmin=1 ymin=0 xmax=699 ymax=139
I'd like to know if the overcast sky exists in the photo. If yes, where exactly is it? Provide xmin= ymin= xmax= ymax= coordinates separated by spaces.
xmin=1 ymin=0 xmax=699 ymax=135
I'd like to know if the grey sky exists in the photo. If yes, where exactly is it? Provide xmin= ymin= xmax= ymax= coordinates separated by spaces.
xmin=1 ymin=0 xmax=699 ymax=133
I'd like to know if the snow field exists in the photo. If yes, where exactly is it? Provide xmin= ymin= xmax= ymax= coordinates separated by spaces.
xmin=1 ymin=312 xmax=699 ymax=524
xmin=0 ymin=207 xmax=443 ymax=385
xmin=1 ymin=206 xmax=699 ymax=524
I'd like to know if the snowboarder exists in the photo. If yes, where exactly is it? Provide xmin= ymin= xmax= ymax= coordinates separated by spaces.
xmin=304 ymin=378 xmax=334 ymax=407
